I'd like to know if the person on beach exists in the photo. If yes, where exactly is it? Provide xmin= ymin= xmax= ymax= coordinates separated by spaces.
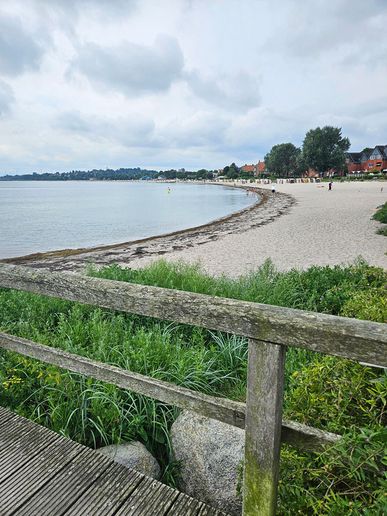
xmin=328 ymin=182 xmax=332 ymax=191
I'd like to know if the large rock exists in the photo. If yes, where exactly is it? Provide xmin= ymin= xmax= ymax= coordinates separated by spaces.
xmin=171 ymin=411 xmax=244 ymax=515
xmin=97 ymin=441 xmax=161 ymax=479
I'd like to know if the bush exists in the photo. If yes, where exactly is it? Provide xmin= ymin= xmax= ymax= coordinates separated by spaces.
xmin=279 ymin=428 xmax=386 ymax=515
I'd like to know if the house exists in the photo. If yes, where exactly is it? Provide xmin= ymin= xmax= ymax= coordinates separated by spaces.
xmin=366 ymin=146 xmax=387 ymax=172
xmin=346 ymin=146 xmax=387 ymax=174
xmin=257 ymin=160 xmax=266 ymax=175
xmin=240 ymin=164 xmax=255 ymax=174
xmin=346 ymin=152 xmax=362 ymax=174
xmin=240 ymin=161 xmax=267 ymax=177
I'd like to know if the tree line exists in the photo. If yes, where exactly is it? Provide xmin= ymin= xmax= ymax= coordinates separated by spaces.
xmin=264 ymin=126 xmax=350 ymax=177
xmin=0 ymin=168 xmax=159 ymax=181
xmin=0 ymin=167 xmax=218 ymax=182
xmin=0 ymin=126 xmax=352 ymax=181
xmin=220 ymin=126 xmax=352 ymax=179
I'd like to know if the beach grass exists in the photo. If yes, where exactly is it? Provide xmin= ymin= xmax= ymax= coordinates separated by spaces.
xmin=373 ymin=201 xmax=387 ymax=236
xmin=0 ymin=259 xmax=385 ymax=510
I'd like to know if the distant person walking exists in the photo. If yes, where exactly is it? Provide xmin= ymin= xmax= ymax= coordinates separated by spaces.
xmin=328 ymin=182 xmax=332 ymax=191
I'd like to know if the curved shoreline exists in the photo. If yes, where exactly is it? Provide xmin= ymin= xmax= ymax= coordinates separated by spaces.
xmin=2 ymin=184 xmax=261 ymax=262
xmin=3 ymin=185 xmax=295 ymax=271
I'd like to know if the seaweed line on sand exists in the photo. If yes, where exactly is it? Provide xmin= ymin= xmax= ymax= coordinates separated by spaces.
xmin=2 ymin=185 xmax=295 ymax=272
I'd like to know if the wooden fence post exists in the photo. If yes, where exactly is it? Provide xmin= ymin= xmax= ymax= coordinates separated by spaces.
xmin=243 ymin=339 xmax=286 ymax=515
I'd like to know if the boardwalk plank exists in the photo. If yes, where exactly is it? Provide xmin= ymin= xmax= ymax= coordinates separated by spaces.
xmin=165 ymin=493 xmax=207 ymax=515
xmin=64 ymin=467 xmax=145 ymax=515
xmin=0 ymin=439 xmax=79 ymax=515
xmin=115 ymin=477 xmax=179 ymax=515
xmin=16 ymin=451 xmax=113 ymax=515
xmin=0 ymin=408 xmax=229 ymax=515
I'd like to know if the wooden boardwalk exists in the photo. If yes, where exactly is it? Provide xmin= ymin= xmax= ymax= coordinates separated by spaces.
xmin=0 ymin=407 xmax=226 ymax=515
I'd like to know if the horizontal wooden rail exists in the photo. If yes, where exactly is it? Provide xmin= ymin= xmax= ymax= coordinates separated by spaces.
xmin=0 ymin=331 xmax=339 ymax=451
xmin=0 ymin=264 xmax=385 ymax=366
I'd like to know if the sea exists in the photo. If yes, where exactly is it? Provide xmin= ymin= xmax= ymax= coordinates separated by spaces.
xmin=0 ymin=181 xmax=256 ymax=259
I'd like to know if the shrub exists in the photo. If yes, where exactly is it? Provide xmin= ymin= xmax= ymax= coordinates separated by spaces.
xmin=279 ymin=428 xmax=386 ymax=515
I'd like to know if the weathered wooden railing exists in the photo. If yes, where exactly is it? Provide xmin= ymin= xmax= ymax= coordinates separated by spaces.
xmin=0 ymin=264 xmax=385 ymax=516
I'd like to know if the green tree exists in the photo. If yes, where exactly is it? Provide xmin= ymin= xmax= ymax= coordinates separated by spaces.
xmin=264 ymin=143 xmax=301 ymax=177
xmin=223 ymin=162 xmax=239 ymax=179
xmin=302 ymin=126 xmax=350 ymax=176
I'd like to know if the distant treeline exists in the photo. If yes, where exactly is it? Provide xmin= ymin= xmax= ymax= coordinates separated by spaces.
xmin=0 ymin=167 xmax=216 ymax=181
xmin=0 ymin=168 xmax=159 ymax=181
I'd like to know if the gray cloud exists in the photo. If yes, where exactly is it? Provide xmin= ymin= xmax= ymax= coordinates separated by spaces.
xmin=29 ymin=0 xmax=138 ymax=36
xmin=34 ymin=0 xmax=137 ymax=18
xmin=55 ymin=110 xmax=155 ymax=147
xmin=263 ymin=0 xmax=387 ymax=60
xmin=0 ymin=14 xmax=47 ymax=76
xmin=71 ymin=35 xmax=184 ymax=97
xmin=161 ymin=112 xmax=229 ymax=148
xmin=0 ymin=80 xmax=14 ymax=116
xmin=185 ymin=70 xmax=260 ymax=112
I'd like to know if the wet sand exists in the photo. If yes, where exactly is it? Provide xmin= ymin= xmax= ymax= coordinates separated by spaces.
xmin=3 ymin=181 xmax=386 ymax=275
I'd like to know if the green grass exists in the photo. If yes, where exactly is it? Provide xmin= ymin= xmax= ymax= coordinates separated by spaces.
xmin=373 ymin=201 xmax=387 ymax=236
xmin=0 ymin=259 xmax=386 ymax=511
xmin=373 ymin=202 xmax=387 ymax=224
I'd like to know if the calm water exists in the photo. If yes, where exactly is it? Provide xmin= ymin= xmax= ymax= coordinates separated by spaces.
xmin=0 ymin=181 xmax=256 ymax=259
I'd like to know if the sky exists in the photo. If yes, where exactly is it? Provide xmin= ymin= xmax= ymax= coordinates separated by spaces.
xmin=0 ymin=0 xmax=387 ymax=175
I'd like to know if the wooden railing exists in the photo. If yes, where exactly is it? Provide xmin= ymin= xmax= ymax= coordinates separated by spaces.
xmin=0 ymin=264 xmax=385 ymax=515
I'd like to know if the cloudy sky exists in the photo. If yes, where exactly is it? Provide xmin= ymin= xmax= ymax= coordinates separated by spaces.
xmin=1 ymin=0 xmax=387 ymax=174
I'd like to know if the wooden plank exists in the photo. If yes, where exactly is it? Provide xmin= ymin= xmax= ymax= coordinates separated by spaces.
xmin=197 ymin=505 xmax=226 ymax=516
xmin=0 ymin=412 xmax=66 ymax=482
xmin=0 ymin=407 xmax=228 ymax=515
xmin=0 ymin=439 xmax=80 ymax=514
xmin=64 ymin=467 xmax=145 ymax=516
xmin=0 ymin=331 xmax=245 ymax=429
xmin=281 ymin=420 xmax=340 ymax=451
xmin=0 ymin=264 xmax=385 ymax=365
xmin=0 ymin=429 xmax=63 ymax=483
xmin=166 ymin=494 xmax=207 ymax=515
xmin=243 ymin=340 xmax=285 ymax=516
xmin=0 ymin=332 xmax=340 ymax=451
xmin=114 ymin=477 xmax=179 ymax=515
xmin=15 ymin=452 xmax=114 ymax=515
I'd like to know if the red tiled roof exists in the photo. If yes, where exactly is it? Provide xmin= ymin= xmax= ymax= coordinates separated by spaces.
xmin=241 ymin=164 xmax=255 ymax=172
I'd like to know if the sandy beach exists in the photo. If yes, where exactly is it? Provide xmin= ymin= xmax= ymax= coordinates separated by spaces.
xmin=125 ymin=181 xmax=387 ymax=275
xmin=5 ymin=181 xmax=386 ymax=275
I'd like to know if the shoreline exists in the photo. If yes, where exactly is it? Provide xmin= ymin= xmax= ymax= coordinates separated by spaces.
xmin=2 ymin=185 xmax=295 ymax=271
xmin=1 ymin=183 xmax=262 ymax=262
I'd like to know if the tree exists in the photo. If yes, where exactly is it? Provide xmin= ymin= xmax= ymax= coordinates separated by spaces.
xmin=223 ymin=162 xmax=239 ymax=179
xmin=302 ymin=126 xmax=350 ymax=176
xmin=264 ymin=143 xmax=301 ymax=177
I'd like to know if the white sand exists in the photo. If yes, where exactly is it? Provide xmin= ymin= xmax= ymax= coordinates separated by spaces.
xmin=128 ymin=181 xmax=387 ymax=275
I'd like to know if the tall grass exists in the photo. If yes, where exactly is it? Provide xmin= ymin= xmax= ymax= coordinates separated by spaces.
xmin=0 ymin=258 xmax=385 ymax=509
